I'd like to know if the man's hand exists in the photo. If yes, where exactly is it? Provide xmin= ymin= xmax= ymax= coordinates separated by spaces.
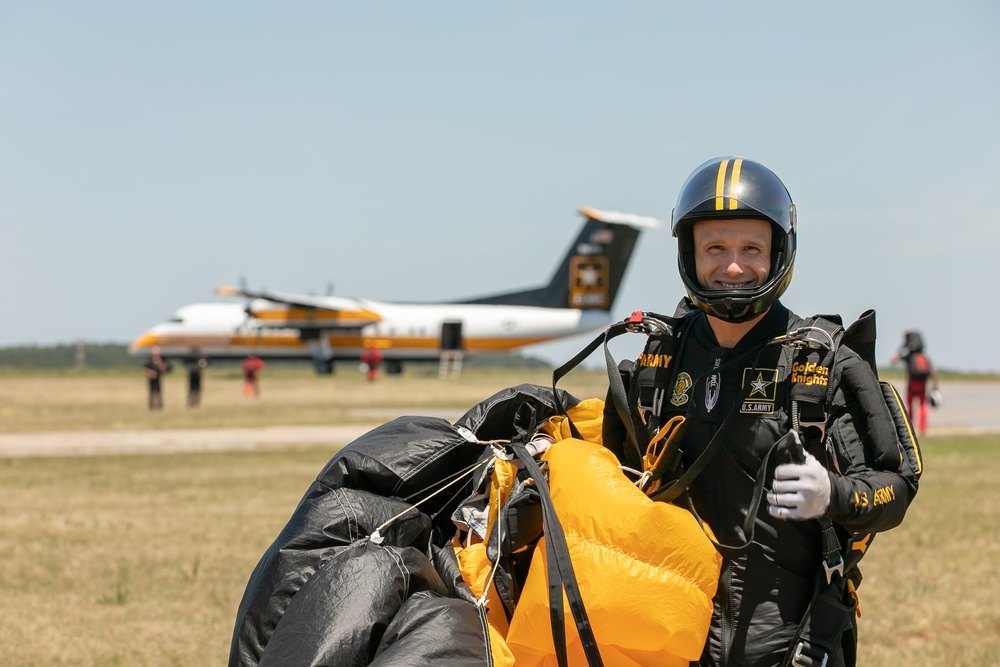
xmin=767 ymin=451 xmax=831 ymax=520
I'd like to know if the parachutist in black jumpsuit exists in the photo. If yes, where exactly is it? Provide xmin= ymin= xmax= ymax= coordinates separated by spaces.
xmin=605 ymin=301 xmax=919 ymax=666
xmin=602 ymin=155 xmax=921 ymax=666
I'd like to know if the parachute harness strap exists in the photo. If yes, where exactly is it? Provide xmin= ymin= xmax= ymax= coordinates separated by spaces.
xmin=476 ymin=436 xmax=552 ymax=608
xmin=778 ymin=319 xmax=846 ymax=584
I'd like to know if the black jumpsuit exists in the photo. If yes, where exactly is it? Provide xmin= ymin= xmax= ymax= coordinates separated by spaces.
xmin=606 ymin=301 xmax=919 ymax=666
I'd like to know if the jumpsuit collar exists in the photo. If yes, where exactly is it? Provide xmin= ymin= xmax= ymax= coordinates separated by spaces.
xmin=692 ymin=300 xmax=790 ymax=351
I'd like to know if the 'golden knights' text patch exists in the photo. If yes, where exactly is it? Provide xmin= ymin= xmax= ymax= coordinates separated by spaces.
xmin=740 ymin=367 xmax=779 ymax=414
xmin=791 ymin=361 xmax=830 ymax=387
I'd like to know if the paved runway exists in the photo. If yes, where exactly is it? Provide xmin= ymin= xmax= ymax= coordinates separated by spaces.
xmin=888 ymin=380 xmax=1000 ymax=435
xmin=0 ymin=381 xmax=995 ymax=458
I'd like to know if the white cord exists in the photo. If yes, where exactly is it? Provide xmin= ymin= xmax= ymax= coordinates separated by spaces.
xmin=371 ymin=456 xmax=492 ymax=540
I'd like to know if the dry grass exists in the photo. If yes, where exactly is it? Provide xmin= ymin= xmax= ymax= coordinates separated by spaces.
xmin=855 ymin=435 xmax=1000 ymax=665
xmin=0 ymin=367 xmax=611 ymax=433
xmin=0 ymin=371 xmax=997 ymax=665
xmin=0 ymin=447 xmax=332 ymax=666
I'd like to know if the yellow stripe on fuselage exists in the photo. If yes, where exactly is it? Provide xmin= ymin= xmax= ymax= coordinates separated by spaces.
xmin=132 ymin=332 xmax=556 ymax=353
xmin=252 ymin=308 xmax=381 ymax=323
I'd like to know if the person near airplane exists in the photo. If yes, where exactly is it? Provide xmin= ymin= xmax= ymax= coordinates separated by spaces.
xmin=142 ymin=346 xmax=172 ymax=410
xmin=241 ymin=355 xmax=265 ymax=398
xmin=186 ymin=354 xmax=208 ymax=407
xmin=359 ymin=345 xmax=383 ymax=382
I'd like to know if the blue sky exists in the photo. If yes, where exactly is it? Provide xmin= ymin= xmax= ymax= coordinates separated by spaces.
xmin=1 ymin=2 xmax=997 ymax=371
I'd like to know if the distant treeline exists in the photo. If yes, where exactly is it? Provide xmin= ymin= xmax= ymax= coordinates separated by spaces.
xmin=0 ymin=343 xmax=134 ymax=368
xmin=0 ymin=344 xmax=553 ymax=370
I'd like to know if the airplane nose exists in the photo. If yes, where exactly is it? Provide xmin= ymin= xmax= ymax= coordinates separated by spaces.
xmin=129 ymin=333 xmax=159 ymax=353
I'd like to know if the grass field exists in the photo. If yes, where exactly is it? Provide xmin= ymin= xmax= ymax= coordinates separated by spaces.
xmin=1 ymin=369 xmax=997 ymax=665
xmin=0 ymin=367 xmax=611 ymax=433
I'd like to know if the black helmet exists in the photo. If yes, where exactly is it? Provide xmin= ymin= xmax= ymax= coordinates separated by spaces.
xmin=671 ymin=156 xmax=796 ymax=323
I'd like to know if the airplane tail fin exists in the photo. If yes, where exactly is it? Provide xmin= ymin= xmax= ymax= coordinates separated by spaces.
xmin=466 ymin=207 xmax=660 ymax=310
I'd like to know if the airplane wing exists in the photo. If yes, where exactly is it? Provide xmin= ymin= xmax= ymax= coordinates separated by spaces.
xmin=216 ymin=285 xmax=382 ymax=327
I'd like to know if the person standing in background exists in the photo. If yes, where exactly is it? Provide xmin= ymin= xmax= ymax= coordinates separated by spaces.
xmin=891 ymin=331 xmax=938 ymax=433
xmin=241 ymin=354 xmax=265 ymax=398
xmin=187 ymin=355 xmax=208 ymax=407
xmin=142 ymin=346 xmax=172 ymax=410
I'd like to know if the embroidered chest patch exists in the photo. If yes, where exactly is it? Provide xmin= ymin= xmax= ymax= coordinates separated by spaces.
xmin=740 ymin=367 xmax=779 ymax=415
xmin=671 ymin=372 xmax=693 ymax=406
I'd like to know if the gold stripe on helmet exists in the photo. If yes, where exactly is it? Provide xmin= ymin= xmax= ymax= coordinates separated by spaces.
xmin=714 ymin=159 xmax=729 ymax=210
xmin=714 ymin=158 xmax=745 ymax=210
xmin=729 ymin=158 xmax=743 ymax=210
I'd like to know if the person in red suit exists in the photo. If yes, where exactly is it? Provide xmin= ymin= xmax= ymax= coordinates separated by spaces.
xmin=360 ymin=346 xmax=384 ymax=382
xmin=241 ymin=355 xmax=265 ymax=398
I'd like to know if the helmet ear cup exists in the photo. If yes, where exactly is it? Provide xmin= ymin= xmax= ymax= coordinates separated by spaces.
xmin=671 ymin=157 xmax=797 ymax=323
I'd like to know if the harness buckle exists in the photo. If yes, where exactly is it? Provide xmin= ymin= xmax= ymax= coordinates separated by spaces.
xmin=791 ymin=641 xmax=829 ymax=667
xmin=798 ymin=420 xmax=826 ymax=443
xmin=823 ymin=553 xmax=845 ymax=585
xmin=624 ymin=311 xmax=673 ymax=336
xmin=781 ymin=326 xmax=836 ymax=352
xmin=636 ymin=388 xmax=665 ymax=426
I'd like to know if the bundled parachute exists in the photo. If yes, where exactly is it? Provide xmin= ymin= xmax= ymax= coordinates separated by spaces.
xmin=229 ymin=384 xmax=722 ymax=667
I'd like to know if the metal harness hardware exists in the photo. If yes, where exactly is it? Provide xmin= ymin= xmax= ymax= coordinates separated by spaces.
xmin=791 ymin=640 xmax=829 ymax=667
xmin=822 ymin=553 xmax=845 ymax=585
xmin=625 ymin=310 xmax=673 ymax=336
xmin=627 ymin=311 xmax=675 ymax=425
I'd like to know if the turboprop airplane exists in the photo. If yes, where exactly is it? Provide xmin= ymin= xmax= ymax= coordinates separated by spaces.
xmin=129 ymin=207 xmax=660 ymax=373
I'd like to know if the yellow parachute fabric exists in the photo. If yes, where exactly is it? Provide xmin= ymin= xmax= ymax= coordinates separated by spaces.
xmin=453 ymin=456 xmax=519 ymax=666
xmin=542 ymin=397 xmax=606 ymax=446
xmin=456 ymin=398 xmax=722 ymax=666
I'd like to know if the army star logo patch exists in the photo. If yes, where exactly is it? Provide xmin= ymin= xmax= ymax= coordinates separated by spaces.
xmin=740 ymin=367 xmax=779 ymax=414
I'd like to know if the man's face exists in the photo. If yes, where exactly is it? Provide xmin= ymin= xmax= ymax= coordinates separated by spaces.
xmin=692 ymin=218 xmax=772 ymax=290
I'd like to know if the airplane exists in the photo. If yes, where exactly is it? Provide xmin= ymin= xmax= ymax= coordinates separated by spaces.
xmin=128 ymin=207 xmax=661 ymax=374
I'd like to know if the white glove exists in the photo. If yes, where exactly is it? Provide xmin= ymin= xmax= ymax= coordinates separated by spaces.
xmin=767 ymin=451 xmax=831 ymax=521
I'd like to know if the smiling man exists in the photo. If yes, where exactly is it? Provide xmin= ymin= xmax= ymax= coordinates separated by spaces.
xmin=690 ymin=217 xmax=773 ymax=347
xmin=603 ymin=157 xmax=921 ymax=667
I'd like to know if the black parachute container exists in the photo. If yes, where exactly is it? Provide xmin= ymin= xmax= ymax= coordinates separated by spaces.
xmin=228 ymin=384 xmax=579 ymax=667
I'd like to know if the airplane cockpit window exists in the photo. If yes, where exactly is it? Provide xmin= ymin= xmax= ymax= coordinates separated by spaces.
xmin=168 ymin=315 xmax=184 ymax=323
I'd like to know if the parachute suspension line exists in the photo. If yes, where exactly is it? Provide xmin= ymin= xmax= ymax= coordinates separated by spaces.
xmin=428 ymin=480 xmax=479 ymax=524
xmin=617 ymin=465 xmax=652 ymax=490
xmin=370 ymin=456 xmax=493 ymax=545
xmin=476 ymin=491 xmax=504 ymax=609
xmin=402 ymin=456 xmax=495 ymax=502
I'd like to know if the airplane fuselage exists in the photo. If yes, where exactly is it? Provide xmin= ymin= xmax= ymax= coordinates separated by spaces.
xmin=130 ymin=300 xmax=611 ymax=361
xmin=129 ymin=207 xmax=659 ymax=368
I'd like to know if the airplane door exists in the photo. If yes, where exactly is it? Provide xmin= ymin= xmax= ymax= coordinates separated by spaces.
xmin=440 ymin=321 xmax=464 ymax=351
